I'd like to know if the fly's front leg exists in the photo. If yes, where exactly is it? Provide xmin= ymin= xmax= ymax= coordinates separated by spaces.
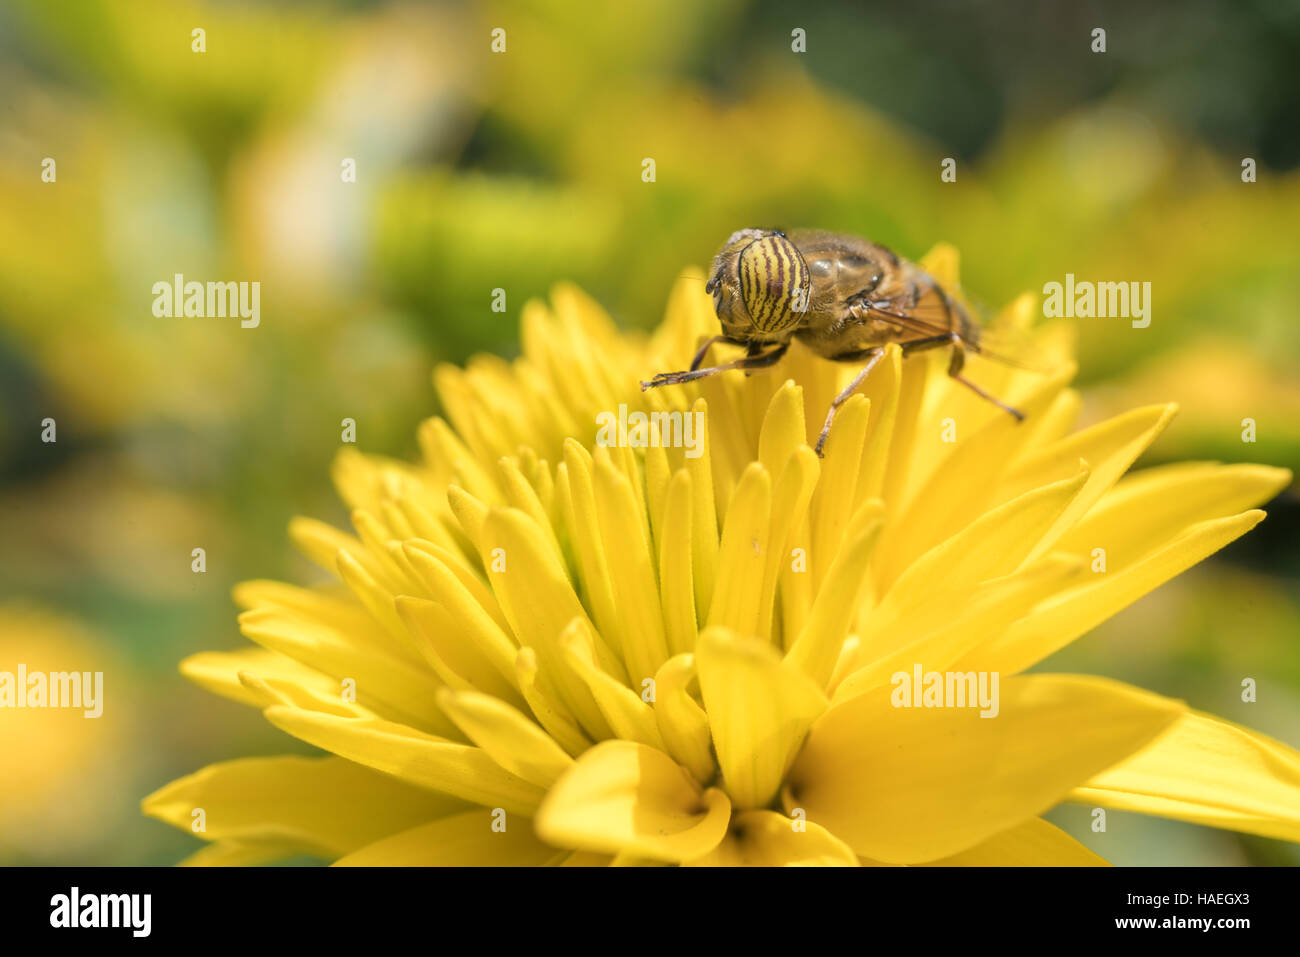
xmin=814 ymin=347 xmax=885 ymax=457
xmin=642 ymin=340 xmax=789 ymax=390
xmin=690 ymin=335 xmax=727 ymax=371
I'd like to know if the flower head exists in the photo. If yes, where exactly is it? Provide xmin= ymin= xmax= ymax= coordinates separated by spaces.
xmin=145 ymin=246 xmax=1300 ymax=866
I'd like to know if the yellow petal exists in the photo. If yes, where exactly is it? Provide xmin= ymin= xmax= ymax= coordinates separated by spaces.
xmin=399 ymin=552 xmax=519 ymax=684
xmin=784 ymin=674 xmax=1183 ymax=862
xmin=419 ymin=416 xmax=500 ymax=505
xmin=1070 ymin=711 xmax=1300 ymax=843
xmin=880 ymin=365 xmax=1074 ymax=584
xmin=143 ymin=756 xmax=465 ymax=858
xmin=497 ymin=455 xmax=566 ymax=569
xmin=231 ymin=579 xmax=378 ymax=636
xmin=1001 ymin=403 xmax=1179 ymax=559
xmin=395 ymin=595 xmax=524 ymax=711
xmin=593 ymin=455 xmax=669 ymax=681
xmin=838 ymin=555 xmax=1081 ymax=702
xmin=435 ymin=688 xmax=574 ymax=789
xmin=335 ymin=549 xmax=410 ymax=645
xmin=180 ymin=647 xmax=336 ymax=710
xmin=919 ymin=242 xmax=961 ymax=289
xmin=757 ymin=446 xmax=820 ymax=644
xmin=179 ymin=841 xmax=300 ymax=867
xmin=237 ymin=671 xmax=373 ymax=720
xmin=446 ymin=483 xmax=491 ymax=552
xmin=558 ymin=442 xmax=626 ymax=659
xmin=287 ymin=516 xmax=391 ymax=590
xmin=1053 ymin=462 xmax=1292 ymax=562
xmin=854 ymin=344 xmax=904 ymax=504
xmin=555 ymin=850 xmax=615 ymax=866
xmin=403 ymin=538 xmax=509 ymax=632
xmin=514 ymin=646 xmax=593 ymax=757
xmin=658 ymin=469 xmax=698 ymax=657
xmin=756 ymin=380 xmax=806 ymax=479
xmin=685 ymin=397 xmax=719 ymax=619
xmin=482 ymin=506 xmax=619 ymax=738
xmin=393 ymin=597 xmax=477 ymax=694
xmin=880 ymin=467 xmax=1088 ymax=615
xmin=535 ymin=740 xmax=731 ymax=862
xmin=652 ymin=653 xmax=716 ymax=785
xmin=334 ymin=810 xmax=559 ymax=866
xmin=707 ymin=462 xmax=771 ymax=636
xmin=921 ymin=818 xmax=1109 ymax=866
xmin=559 ymin=619 xmax=666 ymax=751
xmin=810 ymin=394 xmax=872 ymax=588
xmin=966 ymin=510 xmax=1268 ymax=674
xmin=786 ymin=499 xmax=885 ymax=687
xmin=696 ymin=627 xmax=828 ymax=809
xmin=262 ymin=705 xmax=547 ymax=816
xmin=239 ymin=607 xmax=455 ymax=737
xmin=683 ymin=810 xmax=858 ymax=866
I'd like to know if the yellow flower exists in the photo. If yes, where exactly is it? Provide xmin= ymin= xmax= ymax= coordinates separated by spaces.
xmin=144 ymin=246 xmax=1299 ymax=866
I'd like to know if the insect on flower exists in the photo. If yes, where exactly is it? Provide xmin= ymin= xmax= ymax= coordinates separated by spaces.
xmin=642 ymin=228 xmax=1028 ymax=456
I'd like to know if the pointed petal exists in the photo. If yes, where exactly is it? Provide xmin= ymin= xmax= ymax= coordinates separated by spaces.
xmin=593 ymin=455 xmax=669 ymax=680
xmin=334 ymin=810 xmax=558 ymax=866
xmin=179 ymin=647 xmax=336 ymax=710
xmin=967 ymin=510 xmax=1268 ymax=674
xmin=1054 ymin=462 xmax=1292 ymax=562
xmin=921 ymin=818 xmax=1109 ymax=866
xmin=179 ymin=841 xmax=301 ymax=867
xmin=261 ymin=705 xmax=546 ymax=816
xmin=559 ymin=619 xmax=666 ymax=751
xmin=143 ymin=756 xmax=465 ymax=858
xmin=1000 ymin=403 xmax=1179 ymax=560
xmin=436 ymin=688 xmax=574 ymax=789
xmin=1070 ymin=711 xmax=1300 ymax=843
xmin=786 ymin=500 xmax=885 ymax=687
xmin=784 ymin=674 xmax=1183 ymax=862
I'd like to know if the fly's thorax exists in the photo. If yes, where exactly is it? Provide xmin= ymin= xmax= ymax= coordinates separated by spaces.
xmin=709 ymin=230 xmax=811 ymax=341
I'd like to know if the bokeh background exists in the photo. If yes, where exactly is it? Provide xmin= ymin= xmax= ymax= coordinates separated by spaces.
xmin=1 ymin=0 xmax=1297 ymax=865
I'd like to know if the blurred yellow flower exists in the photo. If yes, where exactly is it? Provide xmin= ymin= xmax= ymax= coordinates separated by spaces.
xmin=144 ymin=248 xmax=1300 ymax=865
xmin=1 ymin=606 xmax=133 ymax=862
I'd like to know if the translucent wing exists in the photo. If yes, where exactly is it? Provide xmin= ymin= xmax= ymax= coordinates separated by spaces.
xmin=859 ymin=296 xmax=1052 ymax=373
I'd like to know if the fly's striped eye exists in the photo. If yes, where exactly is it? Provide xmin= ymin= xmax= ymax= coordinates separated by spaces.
xmin=737 ymin=234 xmax=810 ymax=334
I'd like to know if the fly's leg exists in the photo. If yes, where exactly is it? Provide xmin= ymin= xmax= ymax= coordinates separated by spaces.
xmin=642 ymin=341 xmax=789 ymax=389
xmin=689 ymin=335 xmax=727 ymax=371
xmin=920 ymin=335 xmax=1025 ymax=422
xmin=814 ymin=347 xmax=885 ymax=457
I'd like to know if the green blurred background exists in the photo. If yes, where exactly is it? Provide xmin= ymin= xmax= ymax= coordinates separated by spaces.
xmin=0 ymin=0 xmax=1296 ymax=865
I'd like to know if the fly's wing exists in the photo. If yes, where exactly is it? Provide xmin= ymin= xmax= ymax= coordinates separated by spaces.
xmin=855 ymin=282 xmax=1056 ymax=373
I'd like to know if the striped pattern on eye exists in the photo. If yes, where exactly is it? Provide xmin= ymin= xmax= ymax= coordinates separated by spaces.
xmin=737 ymin=234 xmax=809 ymax=333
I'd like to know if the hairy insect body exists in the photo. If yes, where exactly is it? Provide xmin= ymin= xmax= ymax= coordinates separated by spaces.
xmin=645 ymin=228 xmax=1024 ymax=456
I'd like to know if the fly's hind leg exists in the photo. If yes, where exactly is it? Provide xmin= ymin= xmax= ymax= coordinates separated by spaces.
xmin=920 ymin=335 xmax=1025 ymax=422
xmin=814 ymin=347 xmax=886 ymax=457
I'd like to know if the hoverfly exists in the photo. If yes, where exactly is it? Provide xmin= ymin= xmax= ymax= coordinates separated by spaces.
xmin=641 ymin=228 xmax=1025 ymax=456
